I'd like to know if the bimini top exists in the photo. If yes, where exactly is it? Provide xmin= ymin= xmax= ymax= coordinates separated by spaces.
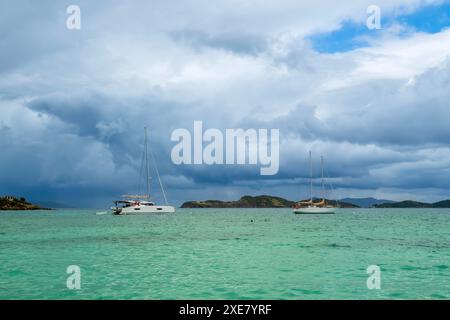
xmin=121 ymin=194 xmax=150 ymax=199
xmin=114 ymin=200 xmax=155 ymax=205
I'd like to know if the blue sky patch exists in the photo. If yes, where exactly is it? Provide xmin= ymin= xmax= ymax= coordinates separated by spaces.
xmin=310 ymin=1 xmax=450 ymax=53
xmin=309 ymin=20 xmax=373 ymax=53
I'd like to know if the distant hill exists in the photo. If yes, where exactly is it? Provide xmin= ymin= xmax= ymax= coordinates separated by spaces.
xmin=181 ymin=195 xmax=359 ymax=208
xmin=0 ymin=196 xmax=51 ymax=210
xmin=340 ymin=197 xmax=395 ymax=208
xmin=181 ymin=195 xmax=295 ymax=208
xmin=374 ymin=200 xmax=450 ymax=208
xmin=374 ymin=200 xmax=432 ymax=208
xmin=432 ymin=200 xmax=450 ymax=208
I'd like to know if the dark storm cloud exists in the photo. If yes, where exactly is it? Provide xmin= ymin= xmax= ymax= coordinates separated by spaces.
xmin=24 ymin=91 xmax=199 ymax=170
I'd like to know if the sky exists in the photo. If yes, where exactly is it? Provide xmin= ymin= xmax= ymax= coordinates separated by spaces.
xmin=1 ymin=0 xmax=450 ymax=207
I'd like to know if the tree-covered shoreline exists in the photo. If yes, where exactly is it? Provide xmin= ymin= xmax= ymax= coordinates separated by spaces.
xmin=0 ymin=196 xmax=51 ymax=210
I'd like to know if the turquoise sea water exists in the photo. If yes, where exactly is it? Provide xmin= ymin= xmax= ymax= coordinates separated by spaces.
xmin=1 ymin=208 xmax=450 ymax=299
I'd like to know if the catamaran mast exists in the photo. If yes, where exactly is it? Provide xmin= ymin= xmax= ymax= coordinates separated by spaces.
xmin=309 ymin=150 xmax=313 ymax=203
xmin=321 ymin=155 xmax=325 ymax=201
xmin=144 ymin=126 xmax=169 ymax=205
xmin=144 ymin=127 xmax=150 ymax=199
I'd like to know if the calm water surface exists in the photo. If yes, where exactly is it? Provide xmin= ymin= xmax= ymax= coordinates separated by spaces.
xmin=1 ymin=208 xmax=450 ymax=299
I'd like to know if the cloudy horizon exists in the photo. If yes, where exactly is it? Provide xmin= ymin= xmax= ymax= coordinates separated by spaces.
xmin=1 ymin=0 xmax=450 ymax=208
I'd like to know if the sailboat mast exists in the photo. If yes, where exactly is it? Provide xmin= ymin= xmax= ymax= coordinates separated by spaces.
xmin=309 ymin=150 xmax=313 ymax=202
xmin=321 ymin=155 xmax=325 ymax=201
xmin=144 ymin=127 xmax=150 ymax=199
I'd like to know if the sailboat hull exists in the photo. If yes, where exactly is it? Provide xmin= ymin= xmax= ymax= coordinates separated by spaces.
xmin=113 ymin=205 xmax=175 ymax=215
xmin=293 ymin=206 xmax=337 ymax=214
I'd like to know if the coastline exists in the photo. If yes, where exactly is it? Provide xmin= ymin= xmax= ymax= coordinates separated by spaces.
xmin=0 ymin=196 xmax=52 ymax=211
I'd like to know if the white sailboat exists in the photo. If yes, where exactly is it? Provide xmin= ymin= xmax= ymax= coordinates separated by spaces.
xmin=293 ymin=151 xmax=338 ymax=214
xmin=111 ymin=127 xmax=175 ymax=215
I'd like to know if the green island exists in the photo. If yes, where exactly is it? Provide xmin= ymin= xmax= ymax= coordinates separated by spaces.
xmin=0 ymin=196 xmax=51 ymax=211
xmin=181 ymin=195 xmax=358 ymax=208
xmin=373 ymin=200 xmax=450 ymax=208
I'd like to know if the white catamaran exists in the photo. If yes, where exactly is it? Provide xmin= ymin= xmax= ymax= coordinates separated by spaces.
xmin=293 ymin=151 xmax=339 ymax=214
xmin=111 ymin=128 xmax=175 ymax=215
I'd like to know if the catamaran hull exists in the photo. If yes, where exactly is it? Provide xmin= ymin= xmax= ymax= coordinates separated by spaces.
xmin=293 ymin=207 xmax=337 ymax=214
xmin=113 ymin=205 xmax=175 ymax=215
